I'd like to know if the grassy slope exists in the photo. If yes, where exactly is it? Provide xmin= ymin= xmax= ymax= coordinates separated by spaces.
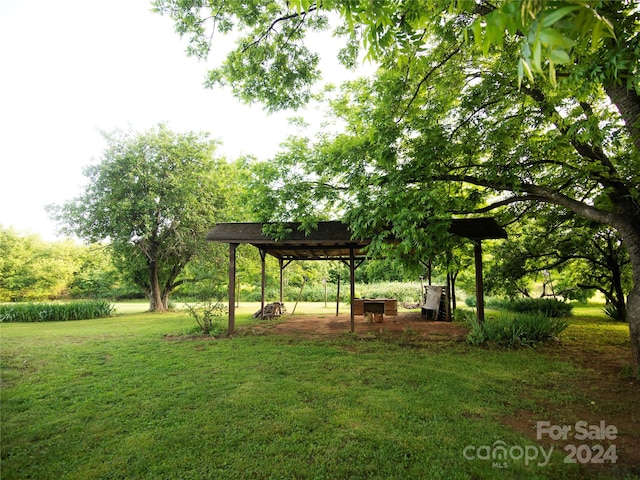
xmin=0 ymin=306 xmax=634 ymax=479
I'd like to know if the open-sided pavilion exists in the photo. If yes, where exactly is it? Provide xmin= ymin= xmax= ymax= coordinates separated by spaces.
xmin=206 ymin=219 xmax=507 ymax=333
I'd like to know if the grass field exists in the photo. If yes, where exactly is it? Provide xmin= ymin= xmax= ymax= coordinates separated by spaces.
xmin=1 ymin=303 xmax=638 ymax=479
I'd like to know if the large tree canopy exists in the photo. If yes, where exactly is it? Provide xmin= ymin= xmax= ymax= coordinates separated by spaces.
xmin=155 ymin=0 xmax=640 ymax=369
xmin=49 ymin=125 xmax=235 ymax=311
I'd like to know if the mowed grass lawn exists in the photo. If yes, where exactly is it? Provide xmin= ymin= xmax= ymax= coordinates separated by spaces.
xmin=1 ymin=304 xmax=637 ymax=479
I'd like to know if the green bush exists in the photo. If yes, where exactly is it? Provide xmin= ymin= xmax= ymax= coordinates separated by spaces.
xmin=0 ymin=300 xmax=115 ymax=323
xmin=465 ymin=312 xmax=569 ymax=347
xmin=184 ymin=301 xmax=227 ymax=335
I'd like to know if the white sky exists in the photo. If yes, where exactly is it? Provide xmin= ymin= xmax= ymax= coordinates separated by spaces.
xmin=0 ymin=0 xmax=366 ymax=240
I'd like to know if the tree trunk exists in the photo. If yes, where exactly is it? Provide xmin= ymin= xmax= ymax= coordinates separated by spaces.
xmin=162 ymin=291 xmax=170 ymax=311
xmin=610 ymin=263 xmax=627 ymax=321
xmin=627 ymin=282 xmax=640 ymax=374
xmin=619 ymin=223 xmax=640 ymax=373
xmin=604 ymin=83 xmax=640 ymax=154
xmin=149 ymin=259 xmax=166 ymax=312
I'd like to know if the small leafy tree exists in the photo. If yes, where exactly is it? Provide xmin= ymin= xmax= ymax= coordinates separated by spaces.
xmin=185 ymin=300 xmax=227 ymax=335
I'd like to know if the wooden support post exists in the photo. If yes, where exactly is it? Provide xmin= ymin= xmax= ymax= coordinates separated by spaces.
xmin=228 ymin=243 xmax=238 ymax=334
xmin=260 ymin=249 xmax=266 ymax=320
xmin=446 ymin=272 xmax=452 ymax=322
xmin=474 ymin=241 xmax=485 ymax=324
xmin=350 ymin=247 xmax=355 ymax=333
xmin=336 ymin=268 xmax=341 ymax=316
xmin=445 ymin=252 xmax=452 ymax=322
xmin=279 ymin=258 xmax=284 ymax=304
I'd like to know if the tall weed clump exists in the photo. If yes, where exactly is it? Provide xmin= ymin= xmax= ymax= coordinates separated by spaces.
xmin=464 ymin=312 xmax=569 ymax=348
xmin=0 ymin=300 xmax=114 ymax=322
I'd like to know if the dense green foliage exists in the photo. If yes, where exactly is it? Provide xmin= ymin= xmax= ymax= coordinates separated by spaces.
xmin=0 ymin=225 xmax=437 ymax=305
xmin=2 ymin=308 xmax=633 ymax=479
xmin=0 ymin=300 xmax=114 ymax=323
xmin=0 ymin=227 xmax=138 ymax=302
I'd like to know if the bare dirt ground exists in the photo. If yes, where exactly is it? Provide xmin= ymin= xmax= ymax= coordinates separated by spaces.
xmin=254 ymin=310 xmax=469 ymax=339
xmin=253 ymin=310 xmax=639 ymax=476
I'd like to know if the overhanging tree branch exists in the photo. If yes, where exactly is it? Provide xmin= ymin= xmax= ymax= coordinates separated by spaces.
xmin=450 ymin=194 xmax=545 ymax=214
xmin=431 ymin=173 xmax=624 ymax=228
xmin=242 ymin=6 xmax=318 ymax=52
xmin=397 ymin=44 xmax=461 ymax=123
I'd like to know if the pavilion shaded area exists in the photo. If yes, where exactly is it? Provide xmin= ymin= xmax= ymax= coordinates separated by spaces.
xmin=255 ymin=310 xmax=471 ymax=340
xmin=206 ymin=219 xmax=507 ymax=333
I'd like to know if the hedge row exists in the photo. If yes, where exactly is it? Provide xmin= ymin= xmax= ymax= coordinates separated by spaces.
xmin=0 ymin=300 xmax=115 ymax=323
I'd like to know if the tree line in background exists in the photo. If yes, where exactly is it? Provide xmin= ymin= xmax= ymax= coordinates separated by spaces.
xmin=2 ymin=209 xmax=631 ymax=321
xmin=0 ymin=223 xmax=425 ymax=303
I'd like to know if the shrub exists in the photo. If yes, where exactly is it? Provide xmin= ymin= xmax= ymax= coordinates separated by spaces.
xmin=184 ymin=301 xmax=227 ymax=336
xmin=465 ymin=312 xmax=569 ymax=348
xmin=0 ymin=300 xmax=115 ymax=322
